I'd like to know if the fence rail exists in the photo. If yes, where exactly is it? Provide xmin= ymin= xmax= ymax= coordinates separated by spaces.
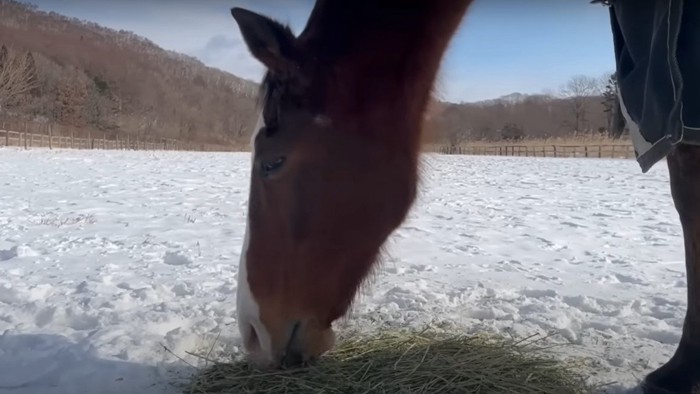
xmin=434 ymin=144 xmax=636 ymax=159
xmin=1 ymin=129 xmax=637 ymax=159
xmin=0 ymin=129 xmax=235 ymax=152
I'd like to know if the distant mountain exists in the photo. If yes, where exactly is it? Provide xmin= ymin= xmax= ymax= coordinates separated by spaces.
xmin=468 ymin=92 xmax=556 ymax=107
xmin=0 ymin=0 xmax=259 ymax=145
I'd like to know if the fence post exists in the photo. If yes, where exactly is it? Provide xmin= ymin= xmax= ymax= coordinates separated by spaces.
xmin=48 ymin=124 xmax=52 ymax=150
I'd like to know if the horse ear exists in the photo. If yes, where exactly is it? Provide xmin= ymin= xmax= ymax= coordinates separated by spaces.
xmin=231 ymin=7 xmax=298 ymax=77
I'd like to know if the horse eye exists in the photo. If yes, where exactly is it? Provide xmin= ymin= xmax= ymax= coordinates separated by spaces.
xmin=261 ymin=156 xmax=286 ymax=178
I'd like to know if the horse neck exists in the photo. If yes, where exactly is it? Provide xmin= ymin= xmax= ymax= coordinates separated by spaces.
xmin=299 ymin=0 xmax=473 ymax=156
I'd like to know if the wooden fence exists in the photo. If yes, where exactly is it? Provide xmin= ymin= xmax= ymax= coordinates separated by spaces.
xmin=1 ymin=128 xmax=637 ymax=159
xmin=434 ymin=144 xmax=636 ymax=159
xmin=0 ymin=129 xmax=235 ymax=152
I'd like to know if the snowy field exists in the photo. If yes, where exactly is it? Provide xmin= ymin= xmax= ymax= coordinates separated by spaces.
xmin=0 ymin=148 xmax=685 ymax=394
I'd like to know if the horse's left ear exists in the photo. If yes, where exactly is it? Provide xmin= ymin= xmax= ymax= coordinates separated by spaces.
xmin=231 ymin=7 xmax=298 ymax=77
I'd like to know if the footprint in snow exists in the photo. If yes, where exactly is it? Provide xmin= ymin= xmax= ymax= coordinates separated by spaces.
xmin=163 ymin=251 xmax=192 ymax=266
xmin=0 ymin=246 xmax=17 ymax=261
xmin=0 ymin=245 xmax=39 ymax=261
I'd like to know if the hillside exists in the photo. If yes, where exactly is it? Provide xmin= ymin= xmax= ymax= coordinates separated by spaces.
xmin=0 ymin=0 xmax=622 ymax=147
xmin=0 ymin=0 xmax=259 ymax=145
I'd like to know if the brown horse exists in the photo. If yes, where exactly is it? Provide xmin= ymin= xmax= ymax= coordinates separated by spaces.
xmin=230 ymin=1 xmax=700 ymax=393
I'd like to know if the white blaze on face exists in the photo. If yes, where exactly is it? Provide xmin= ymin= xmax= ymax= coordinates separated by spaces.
xmin=236 ymin=113 xmax=274 ymax=365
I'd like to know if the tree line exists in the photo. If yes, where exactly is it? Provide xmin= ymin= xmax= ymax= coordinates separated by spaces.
xmin=424 ymin=73 xmax=625 ymax=146
xmin=1 ymin=0 xmax=625 ymax=148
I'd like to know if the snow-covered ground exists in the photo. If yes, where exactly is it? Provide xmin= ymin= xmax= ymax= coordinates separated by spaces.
xmin=0 ymin=148 xmax=684 ymax=393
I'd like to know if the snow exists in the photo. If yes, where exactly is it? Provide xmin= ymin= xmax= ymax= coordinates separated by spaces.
xmin=0 ymin=148 xmax=684 ymax=393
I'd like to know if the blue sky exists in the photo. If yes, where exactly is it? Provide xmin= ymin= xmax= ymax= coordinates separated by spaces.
xmin=22 ymin=0 xmax=616 ymax=103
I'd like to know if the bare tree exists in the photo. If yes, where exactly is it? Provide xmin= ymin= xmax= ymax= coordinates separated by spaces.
xmin=439 ymin=105 xmax=471 ymax=147
xmin=600 ymin=73 xmax=618 ymax=136
xmin=500 ymin=123 xmax=526 ymax=141
xmin=559 ymin=74 xmax=602 ymax=134
xmin=0 ymin=45 xmax=39 ymax=111
xmin=54 ymin=67 xmax=88 ymax=127
xmin=596 ymin=72 xmax=628 ymax=139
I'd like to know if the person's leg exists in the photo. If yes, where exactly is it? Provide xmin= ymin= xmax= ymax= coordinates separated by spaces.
xmin=645 ymin=144 xmax=700 ymax=393
xmin=607 ymin=0 xmax=700 ymax=392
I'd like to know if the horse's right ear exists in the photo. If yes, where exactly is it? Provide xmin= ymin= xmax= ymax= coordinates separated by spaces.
xmin=231 ymin=7 xmax=298 ymax=77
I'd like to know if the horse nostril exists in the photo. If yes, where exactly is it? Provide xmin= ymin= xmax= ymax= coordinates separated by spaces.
xmin=280 ymin=320 xmax=305 ymax=368
xmin=281 ymin=349 xmax=306 ymax=368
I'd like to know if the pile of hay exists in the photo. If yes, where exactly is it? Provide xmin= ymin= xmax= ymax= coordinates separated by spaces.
xmin=187 ymin=329 xmax=592 ymax=394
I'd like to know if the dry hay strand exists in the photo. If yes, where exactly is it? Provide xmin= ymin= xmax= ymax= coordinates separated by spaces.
xmin=186 ymin=328 xmax=593 ymax=394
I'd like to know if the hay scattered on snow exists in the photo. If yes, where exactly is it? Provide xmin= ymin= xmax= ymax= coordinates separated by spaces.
xmin=187 ymin=329 xmax=593 ymax=394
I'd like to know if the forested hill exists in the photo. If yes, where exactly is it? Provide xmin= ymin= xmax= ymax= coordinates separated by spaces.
xmin=0 ymin=0 xmax=259 ymax=145
xmin=0 ymin=0 xmax=620 ymax=147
